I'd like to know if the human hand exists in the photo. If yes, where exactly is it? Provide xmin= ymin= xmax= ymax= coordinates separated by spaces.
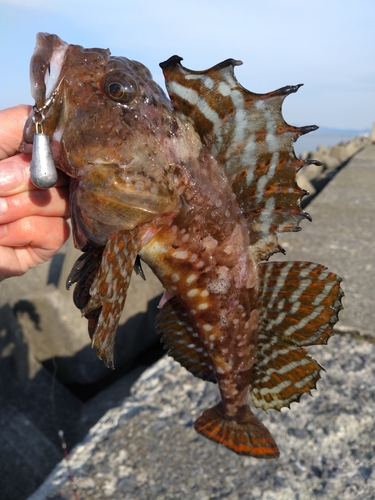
xmin=0 ymin=105 xmax=70 ymax=281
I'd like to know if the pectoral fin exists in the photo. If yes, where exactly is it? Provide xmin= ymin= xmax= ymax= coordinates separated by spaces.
xmin=67 ymin=229 xmax=143 ymax=368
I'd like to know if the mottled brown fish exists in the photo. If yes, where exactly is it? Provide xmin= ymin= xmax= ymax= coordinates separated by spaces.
xmin=23 ymin=33 xmax=343 ymax=458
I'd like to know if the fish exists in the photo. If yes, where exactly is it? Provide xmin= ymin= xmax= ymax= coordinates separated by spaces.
xmin=22 ymin=33 xmax=343 ymax=458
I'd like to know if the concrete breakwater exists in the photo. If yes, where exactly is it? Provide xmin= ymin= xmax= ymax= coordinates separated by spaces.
xmin=28 ymin=144 xmax=375 ymax=500
xmin=297 ymin=133 xmax=372 ymax=206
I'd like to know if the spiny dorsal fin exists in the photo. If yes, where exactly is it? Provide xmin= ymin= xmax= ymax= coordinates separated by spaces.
xmin=155 ymin=296 xmax=216 ymax=383
xmin=161 ymin=56 xmax=315 ymax=261
xmin=251 ymin=261 xmax=343 ymax=411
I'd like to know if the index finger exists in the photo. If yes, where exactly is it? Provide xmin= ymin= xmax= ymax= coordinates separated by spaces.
xmin=0 ymin=105 xmax=32 ymax=160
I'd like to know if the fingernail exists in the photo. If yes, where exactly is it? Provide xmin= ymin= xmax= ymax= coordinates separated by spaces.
xmin=0 ymin=198 xmax=7 ymax=216
xmin=0 ymin=161 xmax=23 ymax=190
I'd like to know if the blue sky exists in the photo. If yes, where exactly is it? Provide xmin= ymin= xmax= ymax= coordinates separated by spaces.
xmin=0 ymin=0 xmax=374 ymax=130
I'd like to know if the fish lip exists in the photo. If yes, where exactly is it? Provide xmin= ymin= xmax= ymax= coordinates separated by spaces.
xmin=21 ymin=33 xmax=69 ymax=148
xmin=22 ymin=33 xmax=74 ymax=148
xmin=30 ymin=33 xmax=69 ymax=105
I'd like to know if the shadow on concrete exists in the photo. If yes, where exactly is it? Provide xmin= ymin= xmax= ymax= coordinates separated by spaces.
xmin=41 ymin=295 xmax=165 ymax=401
xmin=0 ymin=304 xmax=30 ymax=395
xmin=300 ymin=157 xmax=351 ymax=209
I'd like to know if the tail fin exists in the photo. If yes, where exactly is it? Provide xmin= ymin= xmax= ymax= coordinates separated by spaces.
xmin=194 ymin=404 xmax=279 ymax=458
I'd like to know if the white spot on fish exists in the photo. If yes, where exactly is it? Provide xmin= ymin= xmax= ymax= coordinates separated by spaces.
xmin=203 ymin=324 xmax=212 ymax=331
xmin=187 ymin=288 xmax=199 ymax=297
xmin=172 ymin=273 xmax=180 ymax=282
xmin=202 ymin=235 xmax=218 ymax=251
xmin=186 ymin=274 xmax=197 ymax=285
xmin=197 ymin=303 xmax=209 ymax=310
xmin=172 ymin=250 xmax=189 ymax=260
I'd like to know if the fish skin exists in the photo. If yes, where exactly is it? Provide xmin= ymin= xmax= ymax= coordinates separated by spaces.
xmin=139 ymin=147 xmax=267 ymax=453
xmin=22 ymin=33 xmax=343 ymax=458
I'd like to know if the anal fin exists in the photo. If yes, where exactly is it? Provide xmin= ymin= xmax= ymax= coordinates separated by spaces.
xmin=155 ymin=297 xmax=216 ymax=383
xmin=251 ymin=261 xmax=343 ymax=411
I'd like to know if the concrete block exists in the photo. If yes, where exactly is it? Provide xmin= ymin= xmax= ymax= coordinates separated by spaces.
xmin=13 ymin=243 xmax=164 ymax=386
xmin=371 ymin=123 xmax=375 ymax=142
xmin=330 ymin=144 xmax=351 ymax=163
xmin=296 ymin=173 xmax=316 ymax=196
xmin=0 ymin=403 xmax=61 ymax=500
xmin=298 ymin=162 xmax=324 ymax=180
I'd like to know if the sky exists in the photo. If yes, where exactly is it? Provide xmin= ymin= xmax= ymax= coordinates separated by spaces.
xmin=0 ymin=0 xmax=374 ymax=131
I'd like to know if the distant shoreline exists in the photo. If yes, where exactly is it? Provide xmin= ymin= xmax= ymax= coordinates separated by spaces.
xmin=295 ymin=130 xmax=370 ymax=156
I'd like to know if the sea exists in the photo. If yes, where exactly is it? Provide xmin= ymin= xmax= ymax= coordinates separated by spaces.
xmin=294 ymin=129 xmax=370 ymax=156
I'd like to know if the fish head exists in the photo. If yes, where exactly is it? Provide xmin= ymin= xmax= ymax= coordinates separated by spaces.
xmin=22 ymin=33 xmax=182 ymax=248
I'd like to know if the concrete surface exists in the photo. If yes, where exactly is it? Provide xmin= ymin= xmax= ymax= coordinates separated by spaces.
xmin=275 ymin=145 xmax=375 ymax=334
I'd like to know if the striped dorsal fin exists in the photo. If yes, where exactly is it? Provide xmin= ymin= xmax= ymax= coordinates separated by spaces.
xmin=155 ymin=296 xmax=216 ymax=383
xmin=251 ymin=261 xmax=343 ymax=411
xmin=160 ymin=56 xmax=317 ymax=261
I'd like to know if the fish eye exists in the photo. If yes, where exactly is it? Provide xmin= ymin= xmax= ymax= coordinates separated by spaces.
xmin=108 ymin=82 xmax=125 ymax=99
xmin=101 ymin=71 xmax=138 ymax=104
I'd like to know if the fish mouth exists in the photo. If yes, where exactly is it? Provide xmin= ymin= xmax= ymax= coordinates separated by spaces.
xmin=30 ymin=32 xmax=69 ymax=105
xmin=21 ymin=33 xmax=70 ymax=150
